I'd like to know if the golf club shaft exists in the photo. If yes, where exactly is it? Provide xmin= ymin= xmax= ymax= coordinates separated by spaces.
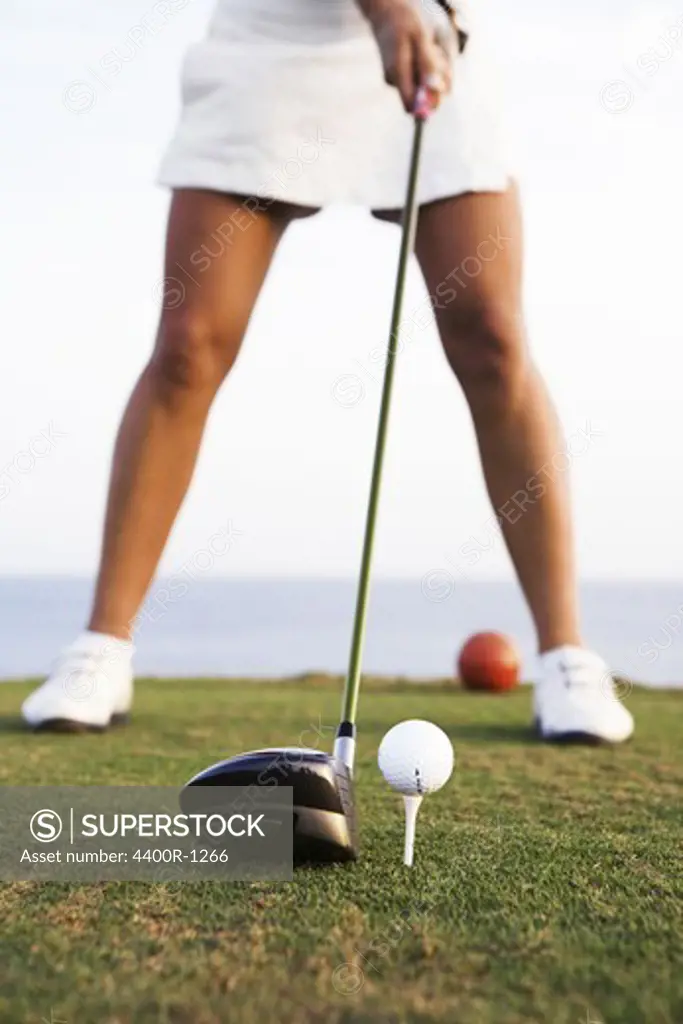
xmin=337 ymin=111 xmax=428 ymax=752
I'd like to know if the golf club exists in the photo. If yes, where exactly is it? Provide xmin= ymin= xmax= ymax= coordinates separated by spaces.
xmin=182 ymin=86 xmax=436 ymax=867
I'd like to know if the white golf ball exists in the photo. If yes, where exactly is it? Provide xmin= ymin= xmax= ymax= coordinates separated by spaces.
xmin=378 ymin=720 xmax=454 ymax=796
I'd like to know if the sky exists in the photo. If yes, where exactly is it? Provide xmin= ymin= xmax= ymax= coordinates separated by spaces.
xmin=1 ymin=0 xmax=682 ymax=581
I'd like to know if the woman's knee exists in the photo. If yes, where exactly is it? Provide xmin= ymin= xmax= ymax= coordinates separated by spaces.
xmin=149 ymin=310 xmax=240 ymax=400
xmin=439 ymin=302 xmax=528 ymax=404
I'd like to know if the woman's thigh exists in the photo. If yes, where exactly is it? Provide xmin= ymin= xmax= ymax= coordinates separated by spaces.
xmin=414 ymin=186 xmax=523 ymax=332
xmin=157 ymin=188 xmax=318 ymax=355
xmin=373 ymin=186 xmax=524 ymax=362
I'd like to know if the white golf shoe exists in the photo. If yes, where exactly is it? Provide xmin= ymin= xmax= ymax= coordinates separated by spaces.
xmin=22 ymin=631 xmax=134 ymax=733
xmin=534 ymin=645 xmax=634 ymax=745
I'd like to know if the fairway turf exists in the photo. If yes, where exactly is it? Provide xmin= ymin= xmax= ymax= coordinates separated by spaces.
xmin=0 ymin=678 xmax=681 ymax=1024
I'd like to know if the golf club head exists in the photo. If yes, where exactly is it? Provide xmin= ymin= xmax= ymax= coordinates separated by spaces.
xmin=183 ymin=748 xmax=358 ymax=866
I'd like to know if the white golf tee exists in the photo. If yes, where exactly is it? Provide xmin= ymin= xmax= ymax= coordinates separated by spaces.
xmin=402 ymin=794 xmax=423 ymax=867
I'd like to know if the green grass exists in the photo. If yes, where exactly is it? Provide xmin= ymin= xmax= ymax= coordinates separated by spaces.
xmin=0 ymin=677 xmax=682 ymax=1024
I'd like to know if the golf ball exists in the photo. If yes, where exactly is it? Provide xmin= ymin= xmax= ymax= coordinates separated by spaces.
xmin=378 ymin=720 xmax=454 ymax=796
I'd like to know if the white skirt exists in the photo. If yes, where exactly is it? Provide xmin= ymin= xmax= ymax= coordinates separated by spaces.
xmin=157 ymin=0 xmax=512 ymax=209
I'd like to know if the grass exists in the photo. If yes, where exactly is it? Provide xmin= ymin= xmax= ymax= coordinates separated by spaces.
xmin=0 ymin=676 xmax=682 ymax=1024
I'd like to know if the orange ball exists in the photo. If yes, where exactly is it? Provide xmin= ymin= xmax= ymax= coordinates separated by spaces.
xmin=457 ymin=632 xmax=521 ymax=692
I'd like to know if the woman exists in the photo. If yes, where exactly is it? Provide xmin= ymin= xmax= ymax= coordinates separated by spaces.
xmin=23 ymin=0 xmax=633 ymax=743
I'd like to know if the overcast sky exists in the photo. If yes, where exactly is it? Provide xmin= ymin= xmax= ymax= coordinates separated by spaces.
xmin=1 ymin=0 xmax=682 ymax=580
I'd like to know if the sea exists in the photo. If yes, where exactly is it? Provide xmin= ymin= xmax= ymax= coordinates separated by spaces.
xmin=1 ymin=578 xmax=682 ymax=687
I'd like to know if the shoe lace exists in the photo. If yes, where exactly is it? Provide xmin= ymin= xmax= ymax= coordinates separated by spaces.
xmin=559 ymin=657 xmax=611 ymax=694
xmin=50 ymin=649 xmax=112 ymax=680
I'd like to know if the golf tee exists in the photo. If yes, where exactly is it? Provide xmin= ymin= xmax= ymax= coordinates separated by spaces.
xmin=402 ymin=795 xmax=423 ymax=867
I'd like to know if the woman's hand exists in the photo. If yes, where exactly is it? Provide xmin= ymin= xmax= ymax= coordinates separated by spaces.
xmin=357 ymin=0 xmax=457 ymax=112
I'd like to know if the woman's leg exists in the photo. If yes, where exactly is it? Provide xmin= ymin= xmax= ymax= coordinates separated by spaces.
xmin=89 ymin=189 xmax=308 ymax=639
xmin=412 ymin=186 xmax=581 ymax=653
xmin=376 ymin=184 xmax=633 ymax=742
xmin=23 ymin=189 xmax=316 ymax=730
